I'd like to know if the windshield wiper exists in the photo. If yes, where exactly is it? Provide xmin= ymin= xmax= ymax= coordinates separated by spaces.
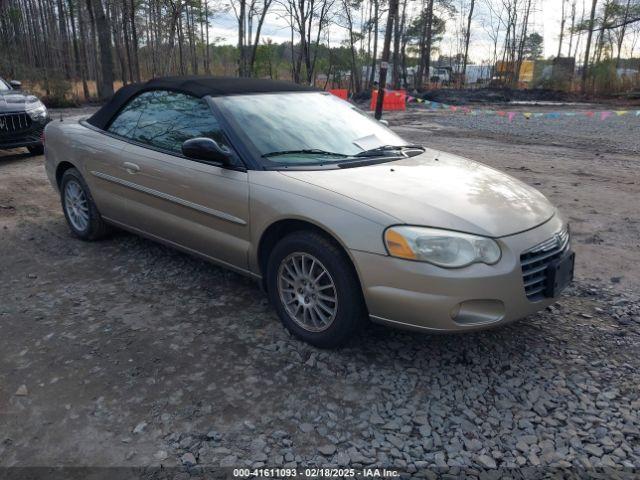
xmin=355 ymin=144 xmax=425 ymax=157
xmin=337 ymin=157 xmax=401 ymax=169
xmin=262 ymin=149 xmax=348 ymax=158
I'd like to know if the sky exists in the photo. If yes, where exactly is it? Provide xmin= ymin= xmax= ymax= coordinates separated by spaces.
xmin=207 ymin=0 xmax=574 ymax=64
xmin=538 ymin=0 xmax=574 ymax=58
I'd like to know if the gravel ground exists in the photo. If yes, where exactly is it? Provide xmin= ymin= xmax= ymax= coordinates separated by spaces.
xmin=1 ymin=105 xmax=639 ymax=477
xmin=396 ymin=104 xmax=640 ymax=155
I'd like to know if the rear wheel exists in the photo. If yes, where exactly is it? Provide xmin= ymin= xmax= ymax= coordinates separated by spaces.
xmin=27 ymin=144 xmax=44 ymax=155
xmin=267 ymin=231 xmax=366 ymax=348
xmin=60 ymin=168 xmax=109 ymax=240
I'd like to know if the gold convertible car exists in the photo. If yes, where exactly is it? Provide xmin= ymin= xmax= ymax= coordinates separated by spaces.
xmin=44 ymin=77 xmax=574 ymax=347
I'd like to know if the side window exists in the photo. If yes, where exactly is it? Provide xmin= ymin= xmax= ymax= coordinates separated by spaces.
xmin=107 ymin=94 xmax=148 ymax=138
xmin=133 ymin=91 xmax=230 ymax=155
xmin=108 ymin=90 xmax=232 ymax=157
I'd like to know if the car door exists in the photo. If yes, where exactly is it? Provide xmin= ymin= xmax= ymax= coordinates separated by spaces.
xmin=94 ymin=90 xmax=251 ymax=271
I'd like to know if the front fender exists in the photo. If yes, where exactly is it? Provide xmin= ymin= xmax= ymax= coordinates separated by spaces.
xmin=248 ymin=171 xmax=396 ymax=274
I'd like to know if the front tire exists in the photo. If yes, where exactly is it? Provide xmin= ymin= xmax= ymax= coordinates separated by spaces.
xmin=60 ymin=167 xmax=109 ymax=240
xmin=266 ymin=231 xmax=367 ymax=348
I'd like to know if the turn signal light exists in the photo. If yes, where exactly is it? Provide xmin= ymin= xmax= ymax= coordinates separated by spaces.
xmin=384 ymin=229 xmax=417 ymax=260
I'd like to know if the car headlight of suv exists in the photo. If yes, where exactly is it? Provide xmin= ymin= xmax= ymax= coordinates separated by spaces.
xmin=26 ymin=98 xmax=48 ymax=121
xmin=384 ymin=226 xmax=501 ymax=268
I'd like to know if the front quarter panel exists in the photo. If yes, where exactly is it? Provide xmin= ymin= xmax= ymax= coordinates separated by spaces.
xmin=248 ymin=171 xmax=396 ymax=273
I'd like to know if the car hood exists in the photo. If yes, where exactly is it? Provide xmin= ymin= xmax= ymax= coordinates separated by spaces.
xmin=280 ymin=149 xmax=556 ymax=237
xmin=0 ymin=91 xmax=38 ymax=113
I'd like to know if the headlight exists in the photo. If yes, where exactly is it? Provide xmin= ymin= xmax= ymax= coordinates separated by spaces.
xmin=26 ymin=99 xmax=48 ymax=121
xmin=384 ymin=226 xmax=501 ymax=268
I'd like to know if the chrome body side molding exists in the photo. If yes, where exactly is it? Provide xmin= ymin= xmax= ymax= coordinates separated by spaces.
xmin=91 ymin=170 xmax=247 ymax=226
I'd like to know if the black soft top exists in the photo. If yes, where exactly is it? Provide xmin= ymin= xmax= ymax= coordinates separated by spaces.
xmin=87 ymin=76 xmax=319 ymax=130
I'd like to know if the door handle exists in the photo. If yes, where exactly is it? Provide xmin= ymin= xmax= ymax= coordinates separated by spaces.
xmin=123 ymin=162 xmax=141 ymax=174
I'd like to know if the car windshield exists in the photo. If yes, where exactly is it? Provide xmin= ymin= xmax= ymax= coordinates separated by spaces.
xmin=216 ymin=92 xmax=409 ymax=167
xmin=0 ymin=78 xmax=10 ymax=92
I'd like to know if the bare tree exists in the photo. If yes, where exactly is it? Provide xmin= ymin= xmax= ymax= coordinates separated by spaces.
xmin=375 ymin=0 xmax=399 ymax=118
xmin=581 ymin=0 xmax=598 ymax=92
xmin=367 ymin=0 xmax=380 ymax=89
xmin=280 ymin=0 xmax=334 ymax=84
xmin=230 ymin=0 xmax=273 ymax=76
xmin=415 ymin=0 xmax=434 ymax=88
xmin=88 ymin=0 xmax=114 ymax=99
xmin=568 ymin=0 xmax=577 ymax=57
xmin=462 ymin=0 xmax=476 ymax=84
xmin=558 ymin=0 xmax=567 ymax=57
xmin=614 ymin=0 xmax=634 ymax=67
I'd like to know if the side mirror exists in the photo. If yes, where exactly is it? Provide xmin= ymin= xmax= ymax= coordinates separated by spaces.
xmin=9 ymin=80 xmax=22 ymax=90
xmin=182 ymin=137 xmax=232 ymax=164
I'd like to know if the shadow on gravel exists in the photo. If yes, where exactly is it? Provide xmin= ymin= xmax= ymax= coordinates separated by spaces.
xmin=0 ymin=149 xmax=34 ymax=164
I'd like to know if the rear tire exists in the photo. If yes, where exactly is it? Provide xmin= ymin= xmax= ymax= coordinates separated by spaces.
xmin=27 ymin=144 xmax=44 ymax=155
xmin=266 ymin=230 xmax=367 ymax=348
xmin=60 ymin=167 xmax=109 ymax=241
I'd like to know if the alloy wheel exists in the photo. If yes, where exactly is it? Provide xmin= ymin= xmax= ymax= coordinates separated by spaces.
xmin=277 ymin=252 xmax=338 ymax=332
xmin=64 ymin=179 xmax=90 ymax=232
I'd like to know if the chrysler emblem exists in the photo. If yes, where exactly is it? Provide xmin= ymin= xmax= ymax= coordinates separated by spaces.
xmin=554 ymin=233 xmax=563 ymax=248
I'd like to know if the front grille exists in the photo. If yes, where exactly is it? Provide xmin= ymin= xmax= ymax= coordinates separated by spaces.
xmin=0 ymin=112 xmax=32 ymax=134
xmin=520 ymin=227 xmax=570 ymax=301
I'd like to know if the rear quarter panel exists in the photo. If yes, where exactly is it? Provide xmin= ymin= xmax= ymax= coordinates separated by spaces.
xmin=45 ymin=119 xmax=126 ymax=211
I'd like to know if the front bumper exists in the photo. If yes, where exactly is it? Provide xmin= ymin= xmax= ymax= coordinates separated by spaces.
xmin=353 ymin=215 xmax=570 ymax=332
xmin=0 ymin=117 xmax=48 ymax=150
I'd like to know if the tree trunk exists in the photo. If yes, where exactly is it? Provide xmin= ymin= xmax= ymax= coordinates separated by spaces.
xmin=368 ymin=0 xmax=378 ymax=89
xmin=422 ymin=0 xmax=434 ymax=89
xmin=130 ymin=0 xmax=140 ymax=82
xmin=121 ymin=0 xmax=134 ymax=83
xmin=392 ymin=0 xmax=401 ymax=88
xmin=56 ymin=0 xmax=72 ymax=79
xmin=85 ymin=0 xmax=99 ymax=96
xmin=108 ymin=2 xmax=127 ymax=83
xmin=177 ymin=11 xmax=185 ymax=74
xmin=581 ymin=0 xmax=598 ymax=93
xmin=344 ymin=1 xmax=360 ymax=93
xmin=87 ymin=0 xmax=113 ymax=100
xmin=374 ymin=0 xmax=399 ymax=119
xmin=557 ymin=0 xmax=567 ymax=57
xmin=462 ymin=0 xmax=475 ymax=87
xmin=414 ymin=0 xmax=427 ymax=88
xmin=67 ymin=0 xmax=89 ymax=99
xmin=568 ymin=1 xmax=576 ymax=60
xmin=514 ymin=0 xmax=533 ymax=87
xmin=615 ymin=0 xmax=632 ymax=68
xmin=399 ymin=0 xmax=408 ymax=88
xmin=238 ymin=0 xmax=246 ymax=76
xmin=205 ymin=0 xmax=211 ymax=74
xmin=249 ymin=0 xmax=273 ymax=77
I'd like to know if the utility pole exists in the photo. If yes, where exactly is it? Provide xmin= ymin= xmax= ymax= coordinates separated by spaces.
xmin=375 ymin=0 xmax=400 ymax=120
